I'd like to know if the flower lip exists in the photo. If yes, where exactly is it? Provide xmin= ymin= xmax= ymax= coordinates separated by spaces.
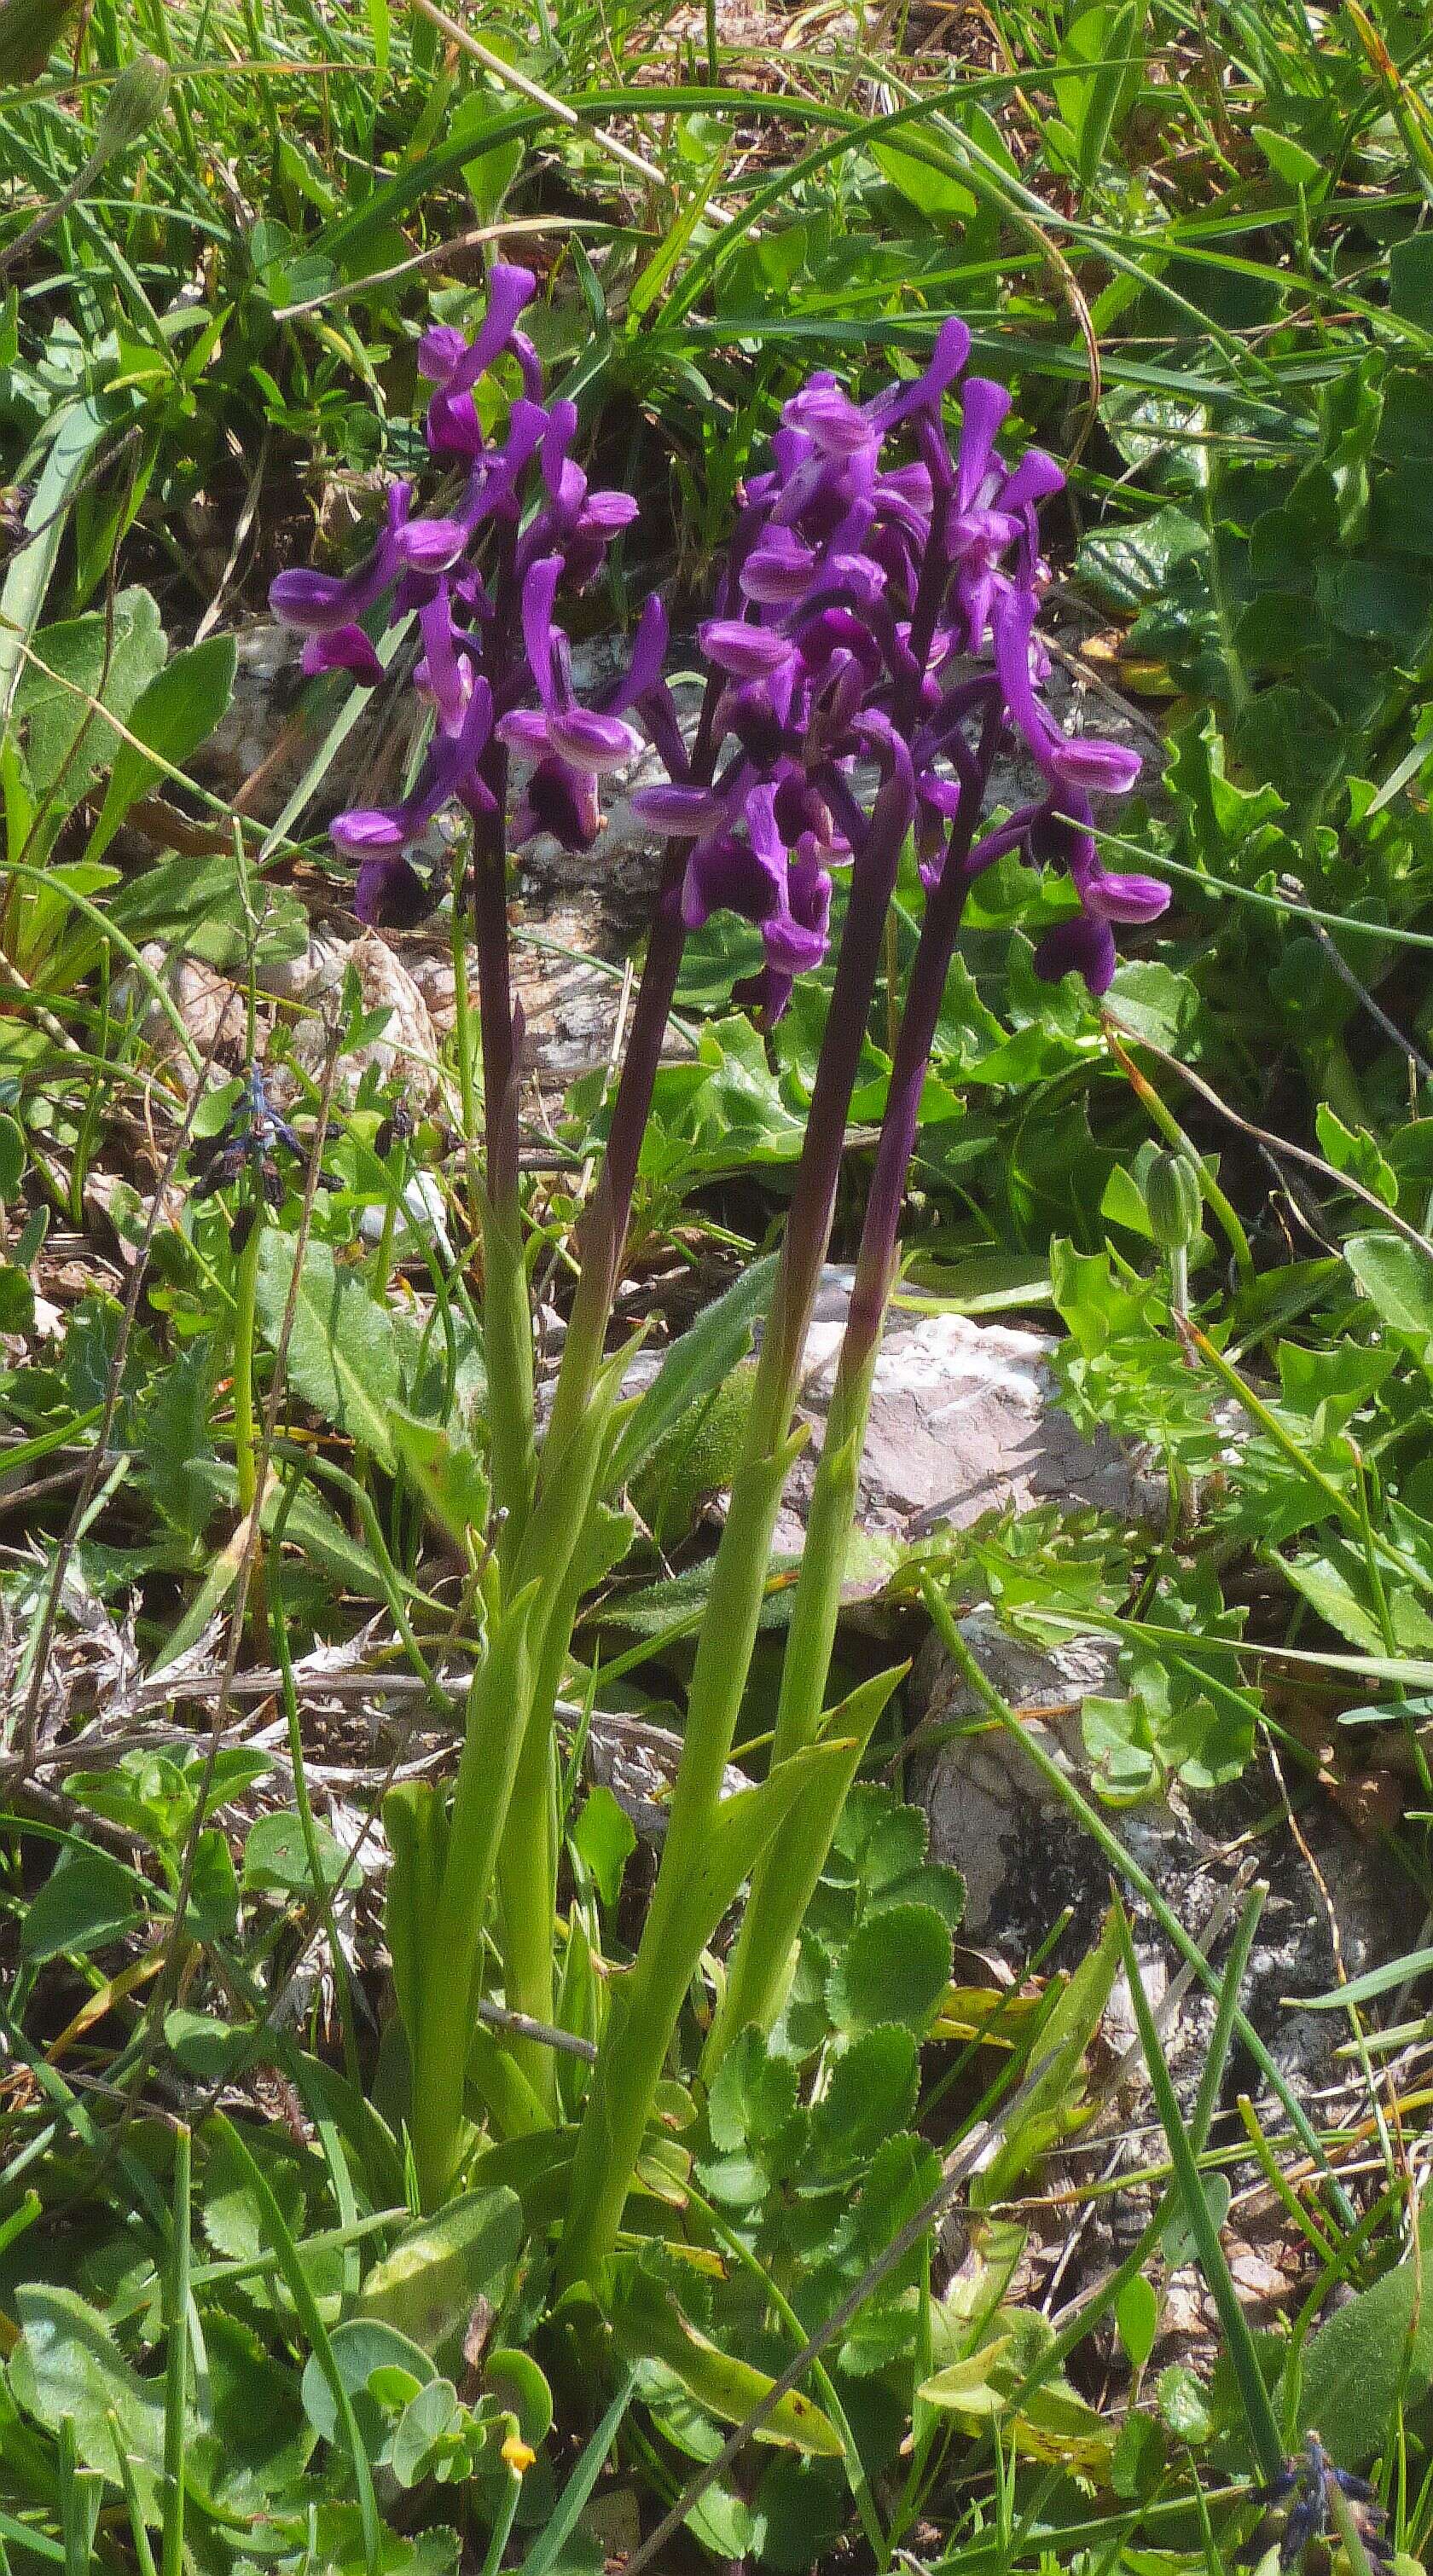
xmin=631 ymin=782 xmax=725 ymax=833
xmin=1080 ymin=864 xmax=1169 ymax=924
xmin=355 ymin=850 xmax=432 ymax=929
xmin=1035 ymin=911 xmax=1117 ymax=994
xmin=417 ymin=322 xmax=468 ymax=384
xmin=301 ymin=627 xmax=385 ymax=685
xmin=270 ymin=568 xmax=351 ymax=634
xmin=1047 ymin=734 xmax=1143 ymax=796
xmin=740 ymin=530 xmax=817 ymax=605
xmin=781 ymin=379 xmax=873 ymax=459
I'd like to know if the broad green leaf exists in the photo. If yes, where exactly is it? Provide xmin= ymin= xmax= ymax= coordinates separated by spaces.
xmin=357 ymin=2190 xmax=524 ymax=2362
xmin=87 ymin=633 xmax=237 ymax=859
xmin=243 ymin=1808 xmax=351 ymax=1897
xmin=10 ymin=2285 xmax=167 ymax=2509
xmin=388 ymin=1409 xmax=489 ymax=1547
xmin=21 ymin=1846 xmax=147 ymax=1960
xmin=254 ymin=1233 xmax=403 ymax=1468
xmin=0 ymin=392 xmax=107 ymax=725
xmin=607 ymin=1253 xmax=776 ymax=1491
xmin=571 ymin=1785 xmax=636 ymax=1913
xmin=13 ymin=586 xmax=165 ymax=812
xmin=300 ymin=2318 xmax=435 ymax=2447
xmin=1345 ymin=1232 xmax=1433 ymax=1347
xmin=1294 ymin=2227 xmax=1433 ymax=2464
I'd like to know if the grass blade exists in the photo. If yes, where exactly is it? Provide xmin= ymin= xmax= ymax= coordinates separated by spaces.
xmin=1112 ymin=1902 xmax=1285 ymax=2480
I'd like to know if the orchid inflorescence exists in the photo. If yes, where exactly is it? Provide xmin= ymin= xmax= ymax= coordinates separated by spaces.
xmin=270 ymin=269 xmax=1173 ymax=2261
xmin=270 ymin=263 xmax=1168 ymax=1007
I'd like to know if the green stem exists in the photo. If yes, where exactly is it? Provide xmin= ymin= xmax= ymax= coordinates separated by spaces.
xmin=495 ymin=1356 xmax=631 ymax=2114
xmin=702 ymin=1339 xmax=878 ymax=2069
xmin=409 ymin=1582 xmax=539 ymax=2208
xmin=160 ymin=2123 xmax=189 ymax=2576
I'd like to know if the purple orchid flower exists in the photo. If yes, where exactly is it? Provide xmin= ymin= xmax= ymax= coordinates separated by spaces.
xmin=499 ymin=557 xmax=642 ymax=851
xmin=1028 ymin=795 xmax=1169 ymax=995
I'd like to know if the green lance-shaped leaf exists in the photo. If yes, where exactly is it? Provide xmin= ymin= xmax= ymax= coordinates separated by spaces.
xmin=703 ymin=1661 xmax=904 ymax=2071
xmin=357 ymin=2189 xmax=523 ymax=2364
xmin=409 ymin=1580 xmax=542 ymax=2206
xmin=86 ymin=634 xmax=235 ymax=864
xmin=973 ymin=1907 xmax=1121 ymax=2208
xmin=609 ymin=2271 xmax=843 ymax=2457
xmin=1113 ymin=1904 xmax=1285 ymax=2480
xmin=559 ymin=1736 xmax=862 ymax=2289
xmin=382 ymin=1779 xmax=448 ymax=2051
xmin=606 ymin=1253 xmax=777 ymax=1493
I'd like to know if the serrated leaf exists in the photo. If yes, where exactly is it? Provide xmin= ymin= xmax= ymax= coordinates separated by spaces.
xmin=10 ymin=2284 xmax=167 ymax=2509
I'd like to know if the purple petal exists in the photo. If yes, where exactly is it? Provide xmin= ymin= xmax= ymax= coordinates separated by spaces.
xmin=699 ymin=620 xmax=793 ymax=679
xmin=546 ymin=707 xmax=640 ymax=773
xmin=954 ymin=377 xmax=1012 ymax=510
xmin=1081 ymin=865 xmax=1169 ymax=925
xmin=301 ymin=626 xmax=384 ymax=684
xmin=416 ymin=589 xmax=472 ymax=734
xmin=1047 ymin=734 xmax=1143 ymax=796
xmin=610 ymin=591 xmax=668 ymax=711
xmin=997 ymin=448 xmax=1064 ymax=513
xmin=393 ymin=516 xmax=468 ymax=572
xmin=496 ymin=708 xmax=554 ymax=760
xmin=868 ymin=316 xmax=972 ymax=435
xmin=521 ymin=555 xmax=563 ymax=711
xmin=330 ymin=807 xmax=406 ymax=853
xmin=441 ymin=263 xmax=537 ymax=398
xmin=580 ymin=489 xmax=641 ymax=534
xmin=270 ymin=568 xmax=351 ymax=634
xmin=425 ymin=386 xmax=484 ymax=460
xmin=513 ymin=756 xmax=600 ymax=851
xmin=732 ymin=960 xmax=794 ymax=1026
xmin=632 ymin=783 xmax=726 ymax=834
xmin=1034 ymin=912 xmax=1117 ymax=994
xmin=740 ymin=530 xmax=816 ymax=605
xmin=782 ymin=379 xmax=873 ymax=459
xmin=417 ymin=323 xmax=468 ymax=384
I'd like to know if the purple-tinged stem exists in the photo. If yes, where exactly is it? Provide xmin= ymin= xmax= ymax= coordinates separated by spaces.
xmin=466 ymin=541 xmax=537 ymax=1557
xmin=705 ymin=689 xmax=1004 ymax=2067
xmin=541 ymin=677 xmax=721 ymax=1470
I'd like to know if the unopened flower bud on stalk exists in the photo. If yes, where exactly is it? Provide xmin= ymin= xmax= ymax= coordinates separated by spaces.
xmin=1145 ymin=1147 xmax=1203 ymax=1254
xmin=95 ymin=53 xmax=169 ymax=157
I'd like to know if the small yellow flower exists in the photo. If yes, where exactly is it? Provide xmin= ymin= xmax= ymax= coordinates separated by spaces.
xmin=501 ymin=2434 xmax=537 ymax=2475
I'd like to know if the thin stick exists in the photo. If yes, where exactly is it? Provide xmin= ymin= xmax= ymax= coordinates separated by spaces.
xmin=409 ymin=0 xmax=666 ymax=187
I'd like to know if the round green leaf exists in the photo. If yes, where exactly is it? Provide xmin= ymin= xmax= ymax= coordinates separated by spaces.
xmin=827 ymin=1902 xmax=952 ymax=2037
